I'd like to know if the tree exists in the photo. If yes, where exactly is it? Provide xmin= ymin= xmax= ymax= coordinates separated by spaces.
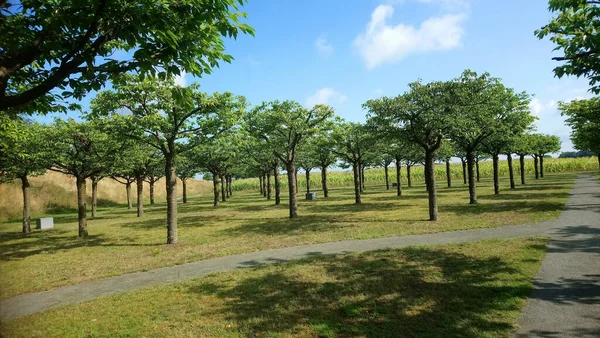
xmin=514 ymin=134 xmax=535 ymax=185
xmin=531 ymin=134 xmax=562 ymax=178
xmin=536 ymin=1 xmax=600 ymax=94
xmin=331 ymin=122 xmax=372 ymax=204
xmin=176 ymin=153 xmax=199 ymax=204
xmin=0 ymin=118 xmax=51 ymax=233
xmin=310 ymin=132 xmax=338 ymax=198
xmin=90 ymin=75 xmax=243 ymax=244
xmin=0 ymin=0 xmax=254 ymax=116
xmin=247 ymin=101 xmax=333 ymax=218
xmin=480 ymin=88 xmax=535 ymax=194
xmin=365 ymin=80 xmax=455 ymax=221
xmin=436 ymin=141 xmax=455 ymax=188
xmin=43 ymin=118 xmax=118 ymax=237
xmin=143 ymin=151 xmax=165 ymax=206
xmin=296 ymin=146 xmax=318 ymax=195
xmin=560 ymin=98 xmax=600 ymax=169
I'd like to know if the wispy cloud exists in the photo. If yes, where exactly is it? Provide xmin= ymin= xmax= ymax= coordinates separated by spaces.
xmin=306 ymin=88 xmax=347 ymax=107
xmin=174 ymin=70 xmax=187 ymax=87
xmin=315 ymin=34 xmax=334 ymax=58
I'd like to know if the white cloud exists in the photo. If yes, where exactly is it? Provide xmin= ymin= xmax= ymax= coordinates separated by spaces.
xmin=315 ymin=34 xmax=333 ymax=58
xmin=305 ymin=88 xmax=347 ymax=107
xmin=353 ymin=4 xmax=467 ymax=69
xmin=529 ymin=98 xmax=556 ymax=118
xmin=174 ymin=70 xmax=187 ymax=87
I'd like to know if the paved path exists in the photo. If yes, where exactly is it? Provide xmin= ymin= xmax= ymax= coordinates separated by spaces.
xmin=515 ymin=174 xmax=600 ymax=337
xmin=0 ymin=175 xmax=598 ymax=326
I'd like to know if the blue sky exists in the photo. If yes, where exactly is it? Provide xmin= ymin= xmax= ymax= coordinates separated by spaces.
xmin=44 ymin=0 xmax=593 ymax=151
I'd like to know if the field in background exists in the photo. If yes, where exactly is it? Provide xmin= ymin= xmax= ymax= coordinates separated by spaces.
xmin=0 ymin=157 xmax=596 ymax=221
xmin=232 ymin=156 xmax=599 ymax=191
xmin=0 ymin=172 xmax=212 ymax=221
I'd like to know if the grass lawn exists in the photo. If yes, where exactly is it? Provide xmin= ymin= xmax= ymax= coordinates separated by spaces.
xmin=0 ymin=172 xmax=576 ymax=299
xmin=0 ymin=237 xmax=548 ymax=338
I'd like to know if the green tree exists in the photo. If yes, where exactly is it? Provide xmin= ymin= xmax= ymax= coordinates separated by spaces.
xmin=247 ymin=102 xmax=333 ymax=218
xmin=436 ymin=140 xmax=456 ymax=188
xmin=560 ymin=98 xmax=600 ymax=169
xmin=44 ymin=118 xmax=119 ymax=237
xmin=176 ymin=153 xmax=199 ymax=204
xmin=365 ymin=80 xmax=455 ymax=221
xmin=513 ymin=134 xmax=536 ymax=185
xmin=536 ymin=1 xmax=600 ymax=93
xmin=0 ymin=118 xmax=51 ymax=233
xmin=90 ymin=75 xmax=243 ymax=244
xmin=143 ymin=151 xmax=165 ymax=206
xmin=296 ymin=146 xmax=318 ymax=195
xmin=531 ymin=134 xmax=562 ymax=178
xmin=0 ymin=0 xmax=253 ymax=116
xmin=309 ymin=132 xmax=338 ymax=198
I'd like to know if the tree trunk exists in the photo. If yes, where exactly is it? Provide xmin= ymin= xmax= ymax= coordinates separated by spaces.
xmin=540 ymin=156 xmax=544 ymax=178
xmin=212 ymin=173 xmax=220 ymax=207
xmin=475 ymin=158 xmax=481 ymax=182
xmin=149 ymin=180 xmax=155 ymax=205
xmin=446 ymin=160 xmax=451 ymax=188
xmin=294 ymin=169 xmax=299 ymax=194
xmin=228 ymin=175 xmax=233 ymax=197
xmin=21 ymin=175 xmax=31 ymax=233
xmin=266 ymin=173 xmax=271 ymax=200
xmin=597 ymin=153 xmax=600 ymax=171
xmin=262 ymin=174 xmax=267 ymax=197
xmin=259 ymin=175 xmax=263 ymax=195
xmin=305 ymin=169 xmax=311 ymax=194
xmin=357 ymin=159 xmax=363 ymax=193
xmin=361 ymin=164 xmax=366 ymax=192
xmin=534 ymin=156 xmax=539 ymax=179
xmin=182 ymin=178 xmax=187 ymax=204
xmin=136 ymin=175 xmax=144 ymax=217
xmin=274 ymin=165 xmax=281 ymax=205
xmin=507 ymin=154 xmax=515 ymax=189
xmin=76 ymin=176 xmax=88 ymax=237
xmin=91 ymin=178 xmax=98 ymax=218
xmin=425 ymin=151 xmax=438 ymax=221
xmin=286 ymin=162 xmax=298 ymax=218
xmin=165 ymin=153 xmax=178 ymax=244
xmin=461 ymin=159 xmax=467 ymax=184
xmin=126 ymin=182 xmax=132 ymax=210
xmin=321 ymin=166 xmax=328 ymax=198
xmin=221 ymin=175 xmax=226 ymax=202
xmin=492 ymin=154 xmax=500 ymax=195
xmin=395 ymin=158 xmax=402 ymax=196
xmin=467 ymin=150 xmax=477 ymax=204
xmin=384 ymin=164 xmax=389 ymax=190
xmin=407 ymin=165 xmax=412 ymax=188
xmin=352 ymin=162 xmax=361 ymax=204
xmin=520 ymin=155 xmax=526 ymax=185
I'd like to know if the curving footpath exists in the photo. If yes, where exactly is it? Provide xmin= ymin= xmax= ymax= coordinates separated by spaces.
xmin=0 ymin=175 xmax=599 ymax=333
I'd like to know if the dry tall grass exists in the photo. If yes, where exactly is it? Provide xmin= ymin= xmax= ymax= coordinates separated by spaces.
xmin=0 ymin=172 xmax=212 ymax=221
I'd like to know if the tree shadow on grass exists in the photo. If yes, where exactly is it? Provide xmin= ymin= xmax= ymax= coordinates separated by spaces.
xmin=187 ymin=246 xmax=536 ymax=337
xmin=222 ymin=215 xmax=347 ymax=237
xmin=439 ymin=201 xmax=565 ymax=216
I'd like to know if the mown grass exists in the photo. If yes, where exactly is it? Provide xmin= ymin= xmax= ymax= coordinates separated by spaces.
xmin=0 ymin=171 xmax=576 ymax=300
xmin=0 ymin=237 xmax=548 ymax=338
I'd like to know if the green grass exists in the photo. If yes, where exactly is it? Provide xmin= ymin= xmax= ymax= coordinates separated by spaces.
xmin=0 ymin=172 xmax=576 ymax=300
xmin=0 ymin=237 xmax=548 ymax=338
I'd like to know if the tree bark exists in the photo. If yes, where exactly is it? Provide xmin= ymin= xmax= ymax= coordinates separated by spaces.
xmin=461 ymin=159 xmax=467 ymax=184
xmin=395 ymin=158 xmax=402 ymax=196
xmin=21 ymin=175 xmax=31 ymax=233
xmin=149 ymin=181 xmax=155 ymax=205
xmin=259 ymin=175 xmax=263 ymax=195
xmin=182 ymin=178 xmax=187 ymax=204
xmin=294 ymin=169 xmax=299 ymax=194
xmin=91 ymin=178 xmax=98 ymax=218
xmin=274 ymin=165 xmax=281 ymax=205
xmin=126 ymin=182 xmax=132 ymax=210
xmin=446 ymin=160 xmax=451 ymax=188
xmin=262 ymin=174 xmax=267 ymax=197
xmin=467 ymin=150 xmax=477 ymax=204
xmin=492 ymin=154 xmax=500 ymax=195
xmin=136 ymin=175 xmax=144 ymax=217
xmin=507 ymin=154 xmax=515 ymax=189
xmin=266 ymin=173 xmax=271 ymax=200
xmin=407 ymin=165 xmax=412 ymax=188
xmin=425 ymin=151 xmax=438 ymax=221
xmin=361 ymin=164 xmax=366 ymax=192
xmin=286 ymin=162 xmax=298 ymax=218
xmin=353 ymin=162 xmax=361 ymax=204
xmin=520 ymin=155 xmax=526 ymax=185
xmin=305 ymin=169 xmax=310 ymax=194
xmin=357 ymin=159 xmax=363 ymax=193
xmin=227 ymin=175 xmax=233 ymax=197
xmin=534 ymin=156 xmax=539 ymax=179
xmin=475 ymin=158 xmax=481 ymax=182
xmin=221 ymin=175 xmax=226 ymax=202
xmin=321 ymin=166 xmax=328 ymax=198
xmin=212 ymin=173 xmax=220 ymax=207
xmin=597 ymin=153 xmax=600 ymax=171
xmin=76 ymin=176 xmax=88 ymax=237
xmin=540 ymin=156 xmax=545 ymax=178
xmin=384 ymin=164 xmax=389 ymax=190
xmin=165 ymin=153 xmax=177 ymax=244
